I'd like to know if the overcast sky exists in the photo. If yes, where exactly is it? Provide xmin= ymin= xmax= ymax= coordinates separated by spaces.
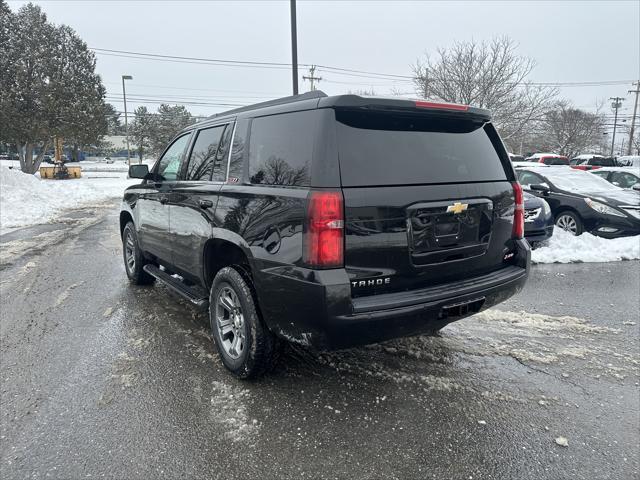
xmin=7 ymin=0 xmax=640 ymax=126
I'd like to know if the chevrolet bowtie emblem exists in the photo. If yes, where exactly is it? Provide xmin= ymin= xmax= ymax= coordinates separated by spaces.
xmin=446 ymin=202 xmax=469 ymax=214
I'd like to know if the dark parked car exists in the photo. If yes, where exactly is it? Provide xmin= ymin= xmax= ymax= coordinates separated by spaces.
xmin=515 ymin=166 xmax=640 ymax=237
xmin=525 ymin=153 xmax=570 ymax=165
xmin=569 ymin=155 xmax=616 ymax=171
xmin=523 ymin=191 xmax=554 ymax=246
xmin=121 ymin=92 xmax=530 ymax=378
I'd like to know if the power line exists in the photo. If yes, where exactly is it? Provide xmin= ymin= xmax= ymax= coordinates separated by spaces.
xmin=104 ymin=96 xmax=246 ymax=108
xmin=92 ymin=46 xmax=634 ymax=86
xmin=92 ymin=47 xmax=292 ymax=68
xmin=95 ymin=51 xmax=292 ymax=71
xmin=102 ymin=81 xmax=288 ymax=96
xmin=107 ymin=91 xmax=279 ymax=101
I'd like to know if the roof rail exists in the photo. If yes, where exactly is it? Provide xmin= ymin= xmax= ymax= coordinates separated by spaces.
xmin=208 ymin=90 xmax=328 ymax=119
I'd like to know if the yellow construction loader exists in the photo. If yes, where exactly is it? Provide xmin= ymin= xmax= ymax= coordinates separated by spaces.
xmin=39 ymin=137 xmax=81 ymax=179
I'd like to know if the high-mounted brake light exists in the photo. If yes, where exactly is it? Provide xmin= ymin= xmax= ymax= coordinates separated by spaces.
xmin=512 ymin=181 xmax=524 ymax=239
xmin=304 ymin=191 xmax=344 ymax=268
xmin=415 ymin=100 xmax=469 ymax=112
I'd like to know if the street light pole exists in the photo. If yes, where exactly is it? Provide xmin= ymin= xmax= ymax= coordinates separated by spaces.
xmin=609 ymin=96 xmax=623 ymax=156
xmin=290 ymin=0 xmax=298 ymax=95
xmin=122 ymin=75 xmax=133 ymax=166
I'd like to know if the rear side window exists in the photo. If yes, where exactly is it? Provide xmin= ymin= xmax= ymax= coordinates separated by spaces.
xmin=185 ymin=125 xmax=226 ymax=181
xmin=248 ymin=110 xmax=316 ymax=186
xmin=517 ymin=170 xmax=545 ymax=186
xmin=335 ymin=110 xmax=507 ymax=186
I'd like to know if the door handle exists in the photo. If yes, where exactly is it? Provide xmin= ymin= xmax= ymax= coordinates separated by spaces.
xmin=199 ymin=199 xmax=214 ymax=209
xmin=159 ymin=196 xmax=168 ymax=205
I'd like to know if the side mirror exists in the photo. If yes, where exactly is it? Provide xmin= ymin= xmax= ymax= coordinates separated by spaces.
xmin=632 ymin=183 xmax=640 ymax=191
xmin=612 ymin=182 xmax=620 ymax=187
xmin=530 ymin=183 xmax=550 ymax=194
xmin=128 ymin=164 xmax=149 ymax=179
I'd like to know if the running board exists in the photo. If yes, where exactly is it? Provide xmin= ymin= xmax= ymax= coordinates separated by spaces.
xmin=143 ymin=264 xmax=209 ymax=310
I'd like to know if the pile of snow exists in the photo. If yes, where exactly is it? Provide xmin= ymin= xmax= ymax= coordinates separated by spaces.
xmin=532 ymin=227 xmax=640 ymax=263
xmin=0 ymin=165 xmax=136 ymax=233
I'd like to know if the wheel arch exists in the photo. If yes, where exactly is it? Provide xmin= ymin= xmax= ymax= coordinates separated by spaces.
xmin=119 ymin=211 xmax=134 ymax=238
xmin=202 ymin=237 xmax=253 ymax=290
xmin=553 ymin=206 xmax=582 ymax=221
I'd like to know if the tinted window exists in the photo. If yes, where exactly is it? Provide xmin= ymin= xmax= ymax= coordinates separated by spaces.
xmin=591 ymin=157 xmax=616 ymax=167
xmin=156 ymin=134 xmax=191 ymax=181
xmin=517 ymin=170 xmax=544 ymax=186
xmin=611 ymin=171 xmax=639 ymax=188
xmin=227 ymin=118 xmax=248 ymax=183
xmin=335 ymin=111 xmax=507 ymax=186
xmin=185 ymin=125 xmax=226 ymax=181
xmin=212 ymin=124 xmax=233 ymax=182
xmin=248 ymin=111 xmax=315 ymax=186
xmin=543 ymin=157 xmax=569 ymax=165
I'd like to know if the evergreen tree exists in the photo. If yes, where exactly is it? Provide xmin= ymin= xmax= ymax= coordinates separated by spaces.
xmin=0 ymin=2 xmax=109 ymax=172
xmin=149 ymin=104 xmax=195 ymax=156
xmin=130 ymin=106 xmax=152 ymax=161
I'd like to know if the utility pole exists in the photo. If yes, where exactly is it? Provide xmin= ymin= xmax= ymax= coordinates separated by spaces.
xmin=122 ymin=75 xmax=133 ymax=166
xmin=303 ymin=65 xmax=322 ymax=91
xmin=627 ymin=81 xmax=639 ymax=155
xmin=290 ymin=0 xmax=298 ymax=95
xmin=609 ymin=96 xmax=624 ymax=156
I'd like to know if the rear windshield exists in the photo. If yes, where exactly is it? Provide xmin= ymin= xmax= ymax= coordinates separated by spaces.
xmin=335 ymin=110 xmax=507 ymax=186
xmin=591 ymin=157 xmax=616 ymax=166
xmin=543 ymin=157 xmax=569 ymax=165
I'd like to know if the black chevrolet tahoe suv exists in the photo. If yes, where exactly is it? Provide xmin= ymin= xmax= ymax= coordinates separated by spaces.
xmin=121 ymin=91 xmax=530 ymax=378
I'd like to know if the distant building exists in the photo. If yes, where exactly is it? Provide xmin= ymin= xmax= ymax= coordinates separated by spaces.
xmin=102 ymin=136 xmax=138 ymax=157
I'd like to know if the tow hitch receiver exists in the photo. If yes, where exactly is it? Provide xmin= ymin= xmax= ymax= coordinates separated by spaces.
xmin=439 ymin=297 xmax=485 ymax=319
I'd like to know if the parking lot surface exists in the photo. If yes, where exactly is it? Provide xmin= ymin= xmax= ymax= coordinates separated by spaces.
xmin=1 ymin=206 xmax=638 ymax=479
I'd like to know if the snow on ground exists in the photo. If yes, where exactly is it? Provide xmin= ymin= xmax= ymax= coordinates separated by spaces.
xmin=1 ymin=164 xmax=639 ymax=264
xmin=0 ymin=165 xmax=137 ymax=234
xmin=532 ymin=227 xmax=640 ymax=264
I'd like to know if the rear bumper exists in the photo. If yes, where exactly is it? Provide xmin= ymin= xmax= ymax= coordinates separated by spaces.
xmin=255 ymin=239 xmax=530 ymax=350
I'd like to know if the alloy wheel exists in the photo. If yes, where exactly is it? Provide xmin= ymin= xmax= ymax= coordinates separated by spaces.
xmin=216 ymin=286 xmax=246 ymax=359
xmin=125 ymin=230 xmax=136 ymax=272
xmin=556 ymin=214 xmax=578 ymax=235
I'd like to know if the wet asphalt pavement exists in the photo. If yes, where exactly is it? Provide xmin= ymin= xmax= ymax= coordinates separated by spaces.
xmin=1 ymin=205 xmax=638 ymax=479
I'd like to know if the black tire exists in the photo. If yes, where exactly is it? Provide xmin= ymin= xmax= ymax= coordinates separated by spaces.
xmin=555 ymin=210 xmax=584 ymax=236
xmin=209 ymin=266 xmax=278 ymax=379
xmin=122 ymin=221 xmax=155 ymax=285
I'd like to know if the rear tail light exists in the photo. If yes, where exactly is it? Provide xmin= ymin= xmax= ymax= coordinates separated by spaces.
xmin=415 ymin=100 xmax=469 ymax=111
xmin=304 ymin=190 xmax=344 ymax=268
xmin=512 ymin=181 xmax=524 ymax=239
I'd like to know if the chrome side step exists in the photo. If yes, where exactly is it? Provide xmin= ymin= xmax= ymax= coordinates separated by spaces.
xmin=143 ymin=264 xmax=209 ymax=310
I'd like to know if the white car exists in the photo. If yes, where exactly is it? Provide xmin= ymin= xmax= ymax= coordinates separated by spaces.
xmin=590 ymin=167 xmax=640 ymax=190
xmin=616 ymin=155 xmax=640 ymax=168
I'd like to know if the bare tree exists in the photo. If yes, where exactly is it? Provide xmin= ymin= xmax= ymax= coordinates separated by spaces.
xmin=413 ymin=37 xmax=556 ymax=140
xmin=621 ymin=124 xmax=640 ymax=155
xmin=531 ymin=101 xmax=606 ymax=158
